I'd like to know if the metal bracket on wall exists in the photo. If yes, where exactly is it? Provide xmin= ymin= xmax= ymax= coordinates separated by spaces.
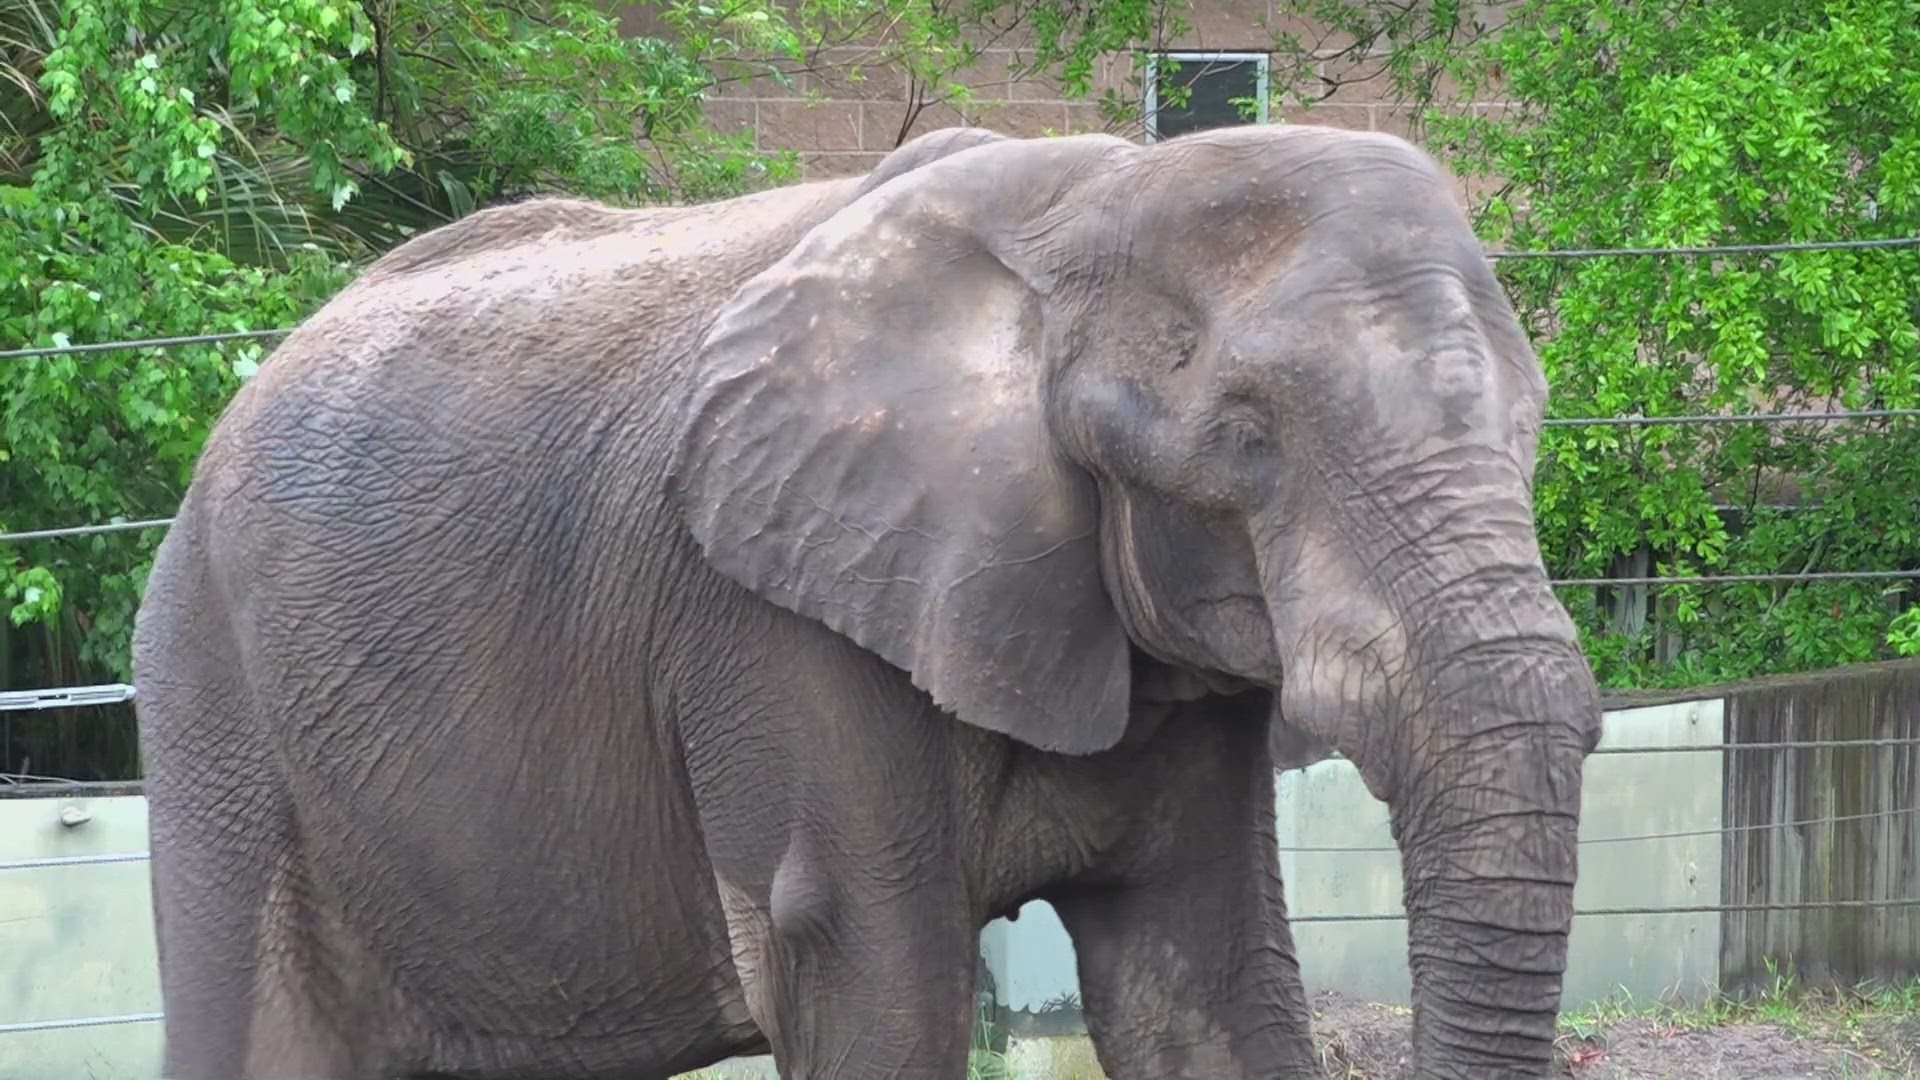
xmin=0 ymin=684 xmax=135 ymax=712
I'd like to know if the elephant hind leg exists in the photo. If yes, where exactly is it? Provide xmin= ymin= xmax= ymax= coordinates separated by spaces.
xmin=144 ymin=704 xmax=379 ymax=1078
xmin=239 ymin=855 xmax=384 ymax=1077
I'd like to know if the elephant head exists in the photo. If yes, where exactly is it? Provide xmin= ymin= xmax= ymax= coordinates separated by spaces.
xmin=672 ymin=126 xmax=1602 ymax=1075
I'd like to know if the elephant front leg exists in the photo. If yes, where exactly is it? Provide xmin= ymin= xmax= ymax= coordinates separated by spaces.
xmin=745 ymin=829 xmax=977 ymax=1079
xmin=1046 ymin=714 xmax=1321 ymax=1080
xmin=1051 ymin=868 xmax=1320 ymax=1079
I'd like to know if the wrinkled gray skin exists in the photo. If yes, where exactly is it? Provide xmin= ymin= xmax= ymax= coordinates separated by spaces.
xmin=133 ymin=125 xmax=1601 ymax=1080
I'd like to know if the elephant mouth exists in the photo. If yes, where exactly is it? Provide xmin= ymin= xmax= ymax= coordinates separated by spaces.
xmin=1267 ymin=703 xmax=1338 ymax=771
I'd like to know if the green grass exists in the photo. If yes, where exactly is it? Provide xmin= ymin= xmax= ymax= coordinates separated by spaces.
xmin=1556 ymin=960 xmax=1920 ymax=1077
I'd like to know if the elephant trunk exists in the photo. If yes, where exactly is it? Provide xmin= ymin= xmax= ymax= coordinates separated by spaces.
xmin=1259 ymin=507 xmax=1602 ymax=1075
xmin=1389 ymin=629 xmax=1598 ymax=1078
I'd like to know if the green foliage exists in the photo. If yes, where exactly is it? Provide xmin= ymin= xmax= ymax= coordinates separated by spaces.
xmin=0 ymin=0 xmax=1194 ymax=778
xmin=5 ymin=564 xmax=58 ymax=625
xmin=1890 ymin=608 xmax=1920 ymax=657
xmin=0 ymin=0 xmax=790 ymax=779
xmin=1279 ymin=0 xmax=1920 ymax=689
xmin=3 ymin=5 xmax=352 ymax=775
xmin=10 ymin=0 xmax=1919 ymax=783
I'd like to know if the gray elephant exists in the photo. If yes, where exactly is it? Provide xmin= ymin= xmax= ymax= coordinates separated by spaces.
xmin=132 ymin=124 xmax=1601 ymax=1080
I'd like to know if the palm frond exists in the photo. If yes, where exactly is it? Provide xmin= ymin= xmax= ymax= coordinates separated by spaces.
xmin=0 ymin=0 xmax=57 ymax=177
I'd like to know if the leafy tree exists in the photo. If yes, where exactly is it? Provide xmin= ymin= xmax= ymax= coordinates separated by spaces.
xmin=0 ymin=0 xmax=1194 ymax=778
xmin=1272 ymin=0 xmax=1920 ymax=688
xmin=0 ymin=0 xmax=795 ymax=777
xmin=15 ymin=0 xmax=1915 ymax=781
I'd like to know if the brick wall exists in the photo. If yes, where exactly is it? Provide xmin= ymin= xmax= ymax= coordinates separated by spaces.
xmin=616 ymin=1 xmax=1505 ymax=188
xmin=691 ymin=46 xmax=1128 ymax=180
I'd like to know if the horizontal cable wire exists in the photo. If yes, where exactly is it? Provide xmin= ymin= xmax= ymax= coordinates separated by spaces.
xmin=8 ymin=907 xmax=1920 ymax=1032
xmin=0 ymin=889 xmax=1911 ymax=1023
xmin=8 ymin=852 xmax=1909 ymax=910
xmin=1290 ymin=897 xmax=1920 ymax=924
xmin=5 ymin=782 xmax=1911 ymax=860
xmin=0 ymin=520 xmax=1910 ymax=590
xmin=1486 ymin=236 xmax=1920 ymax=260
xmin=0 ymin=800 xmax=1904 ymax=866
xmin=0 ymin=328 xmax=290 ymax=361
xmin=1555 ymin=569 xmax=1916 ymax=587
xmin=0 ymin=851 xmax=151 ymax=871
xmin=12 ymin=801 xmax=1905 ymax=866
xmin=1278 ymin=805 xmax=1920 ymax=854
xmin=1589 ymin=737 xmax=1920 ymax=755
xmin=1543 ymin=408 xmax=1920 ymax=427
xmin=0 ymin=1011 xmax=165 ymax=1035
xmin=0 ymin=236 xmax=1908 ymax=361
xmin=5 ymin=764 xmax=1905 ymax=865
xmin=0 ymin=518 xmax=176 ymax=543
xmin=0 ymin=772 xmax=105 ymax=786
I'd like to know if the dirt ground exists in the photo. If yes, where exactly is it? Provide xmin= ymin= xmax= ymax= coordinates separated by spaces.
xmin=1310 ymin=991 xmax=1919 ymax=1079
xmin=684 ymin=990 xmax=1920 ymax=1078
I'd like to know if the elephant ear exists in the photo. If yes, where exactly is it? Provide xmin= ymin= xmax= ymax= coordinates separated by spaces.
xmin=672 ymin=140 xmax=1133 ymax=754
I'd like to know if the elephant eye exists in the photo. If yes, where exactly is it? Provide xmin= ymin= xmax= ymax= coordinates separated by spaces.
xmin=1225 ymin=415 xmax=1269 ymax=452
xmin=1213 ymin=388 xmax=1274 ymax=458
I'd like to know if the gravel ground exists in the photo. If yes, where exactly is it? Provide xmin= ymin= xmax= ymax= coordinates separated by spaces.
xmin=1309 ymin=991 xmax=1917 ymax=1079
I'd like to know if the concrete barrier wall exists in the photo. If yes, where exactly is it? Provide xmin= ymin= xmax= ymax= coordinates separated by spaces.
xmin=982 ymin=696 xmax=1730 ymax=1033
xmin=0 ymin=792 xmax=159 ymax=1080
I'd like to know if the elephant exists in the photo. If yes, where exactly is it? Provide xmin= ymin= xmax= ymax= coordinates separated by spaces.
xmin=131 ymin=123 xmax=1602 ymax=1080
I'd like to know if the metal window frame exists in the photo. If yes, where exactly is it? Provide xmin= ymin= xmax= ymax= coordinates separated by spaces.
xmin=1143 ymin=50 xmax=1272 ymax=142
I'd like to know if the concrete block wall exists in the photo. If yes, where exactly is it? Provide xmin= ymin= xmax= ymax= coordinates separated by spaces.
xmin=981 ymin=697 xmax=1731 ymax=1037
xmin=694 ymin=46 xmax=1128 ymax=179
xmin=616 ymin=1 xmax=1511 ymax=182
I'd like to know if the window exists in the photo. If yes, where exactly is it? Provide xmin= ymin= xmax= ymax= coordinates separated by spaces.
xmin=1144 ymin=51 xmax=1270 ymax=142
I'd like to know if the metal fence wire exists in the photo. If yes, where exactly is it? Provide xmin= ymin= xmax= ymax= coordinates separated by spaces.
xmin=4 ymin=797 xmax=1914 ymax=872
xmin=1485 ymin=236 xmax=1920 ymax=259
xmin=0 ymin=1013 xmax=164 ymax=1036
xmin=2 ymin=234 xmax=1918 ymax=1043
xmin=1 ymin=728 xmax=1912 ymax=869
xmin=0 ymin=327 xmax=291 ymax=362
xmin=3 ymin=233 xmax=1918 ymax=579
xmin=6 ymin=521 xmax=1915 ymax=590
xmin=0 ymin=234 xmax=1913 ymax=359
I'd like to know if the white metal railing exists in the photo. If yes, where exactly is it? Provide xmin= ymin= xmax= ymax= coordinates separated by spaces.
xmin=0 ymin=683 xmax=135 ymax=712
